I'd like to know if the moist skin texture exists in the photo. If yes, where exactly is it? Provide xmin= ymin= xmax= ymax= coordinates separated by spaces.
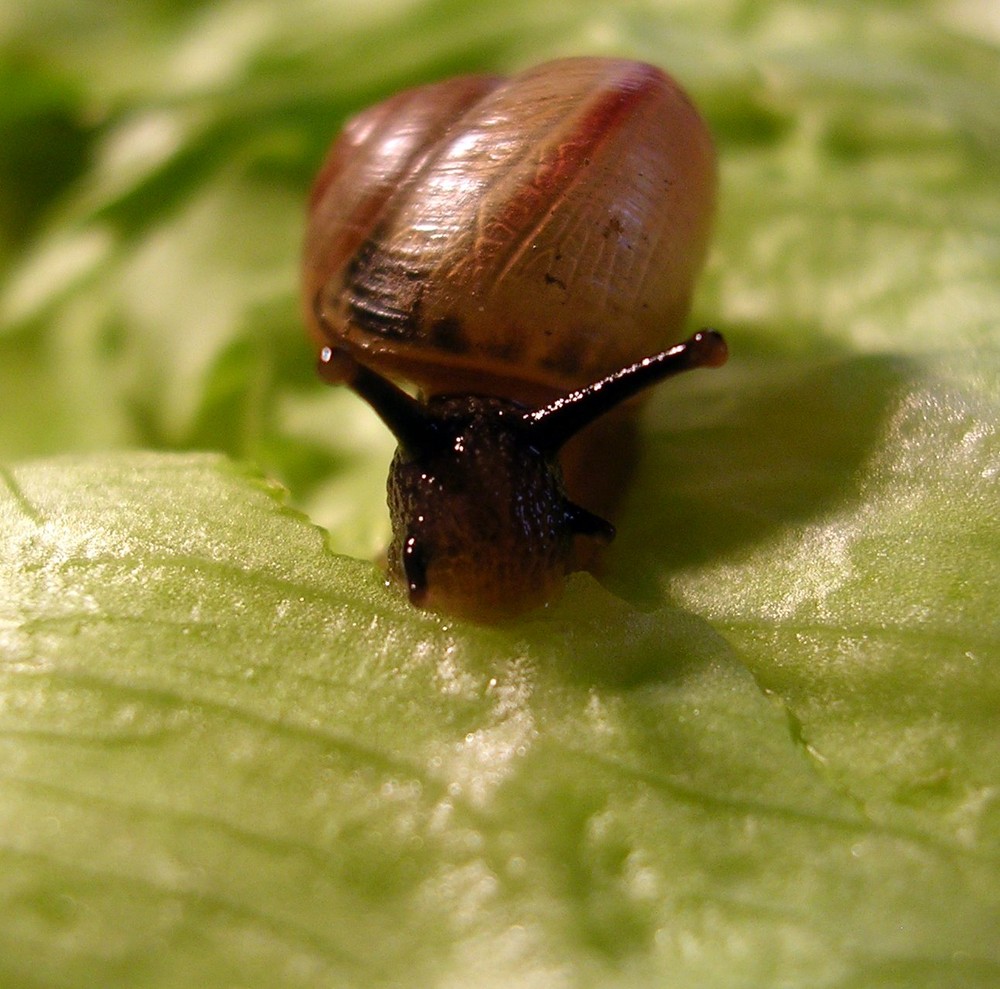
xmin=385 ymin=395 xmax=581 ymax=622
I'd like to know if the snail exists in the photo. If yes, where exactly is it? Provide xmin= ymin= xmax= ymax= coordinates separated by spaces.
xmin=303 ymin=56 xmax=725 ymax=621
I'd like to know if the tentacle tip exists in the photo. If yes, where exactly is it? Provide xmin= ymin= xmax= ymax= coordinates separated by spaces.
xmin=593 ymin=521 xmax=616 ymax=545
xmin=566 ymin=502 xmax=616 ymax=543
xmin=691 ymin=329 xmax=728 ymax=368
xmin=317 ymin=345 xmax=359 ymax=385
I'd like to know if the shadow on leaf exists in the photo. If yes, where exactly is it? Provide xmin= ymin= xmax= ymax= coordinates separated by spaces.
xmin=608 ymin=339 xmax=914 ymax=605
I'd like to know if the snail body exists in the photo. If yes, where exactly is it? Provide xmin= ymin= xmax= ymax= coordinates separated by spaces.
xmin=305 ymin=57 xmax=724 ymax=620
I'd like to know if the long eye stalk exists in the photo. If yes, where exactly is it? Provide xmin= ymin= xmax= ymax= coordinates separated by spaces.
xmin=523 ymin=329 xmax=727 ymax=453
xmin=317 ymin=345 xmax=437 ymax=457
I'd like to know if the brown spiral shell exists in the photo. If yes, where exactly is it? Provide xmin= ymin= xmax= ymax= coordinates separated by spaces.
xmin=303 ymin=56 xmax=716 ymax=405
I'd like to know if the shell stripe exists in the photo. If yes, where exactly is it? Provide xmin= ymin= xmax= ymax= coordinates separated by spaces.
xmin=486 ymin=64 xmax=666 ymax=288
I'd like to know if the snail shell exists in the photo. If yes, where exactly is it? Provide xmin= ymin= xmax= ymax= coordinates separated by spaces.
xmin=303 ymin=56 xmax=716 ymax=404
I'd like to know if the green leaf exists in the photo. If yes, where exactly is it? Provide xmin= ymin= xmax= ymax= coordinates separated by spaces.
xmin=2 ymin=452 xmax=996 ymax=988
xmin=1 ymin=0 xmax=999 ymax=986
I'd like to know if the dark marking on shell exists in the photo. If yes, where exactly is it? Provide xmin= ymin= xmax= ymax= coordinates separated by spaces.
xmin=344 ymin=237 xmax=427 ymax=340
xmin=480 ymin=333 xmax=523 ymax=362
xmin=603 ymin=215 xmax=625 ymax=239
xmin=430 ymin=316 xmax=469 ymax=354
xmin=537 ymin=330 xmax=587 ymax=379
